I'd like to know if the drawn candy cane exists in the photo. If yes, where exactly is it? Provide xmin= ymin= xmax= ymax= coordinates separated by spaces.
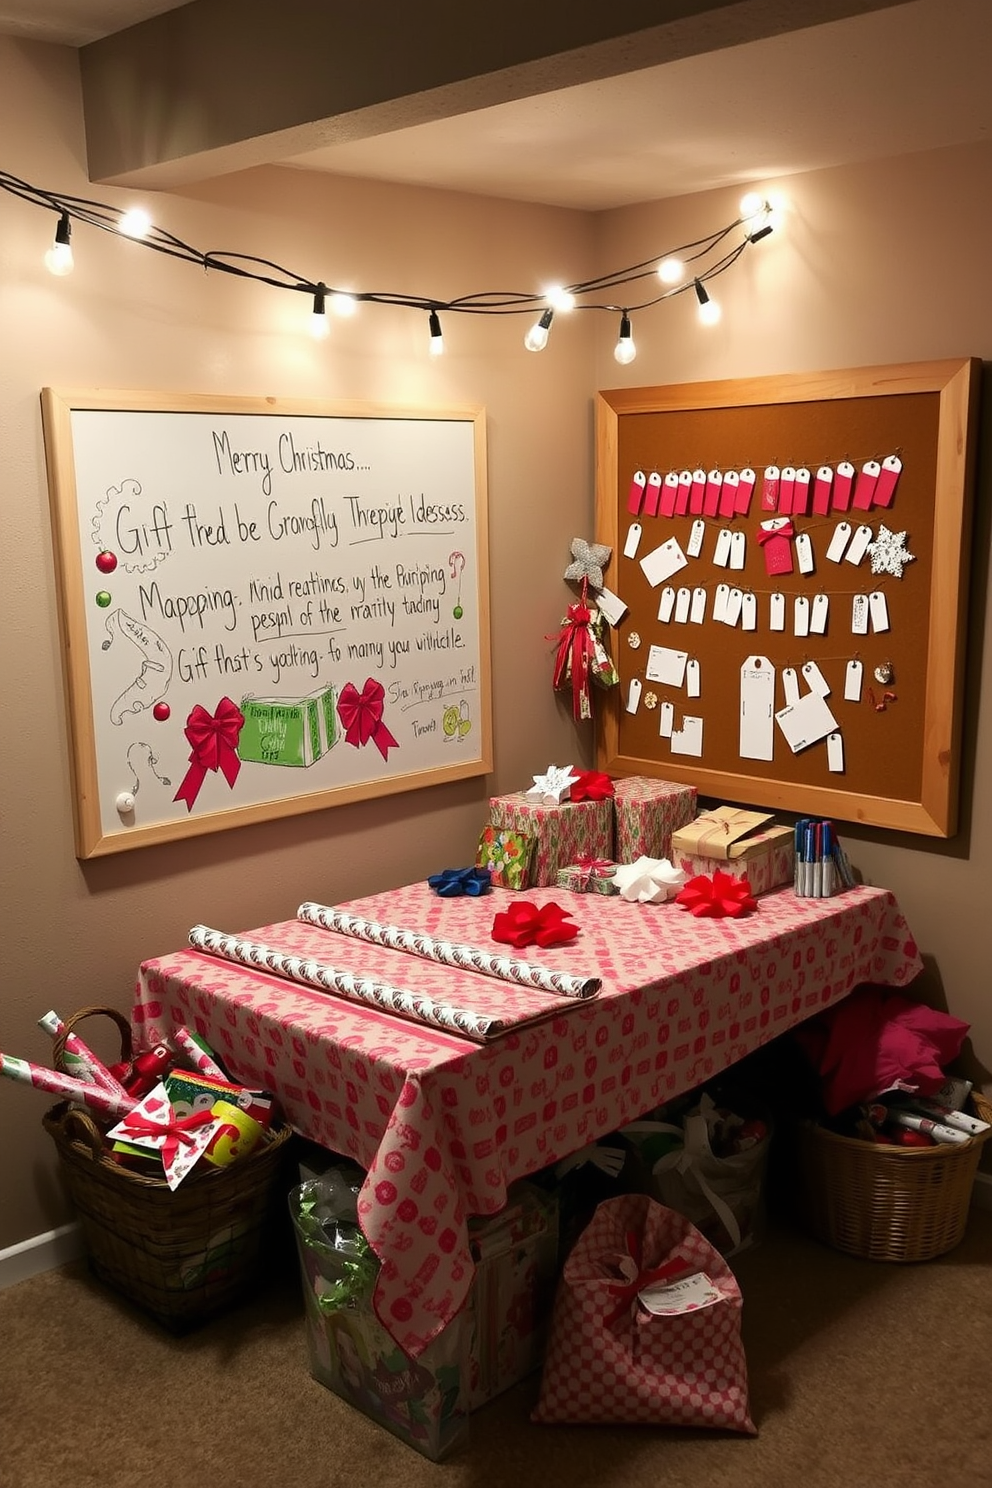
xmin=448 ymin=550 xmax=466 ymax=619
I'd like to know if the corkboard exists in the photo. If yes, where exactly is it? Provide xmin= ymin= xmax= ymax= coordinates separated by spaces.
xmin=594 ymin=360 xmax=980 ymax=836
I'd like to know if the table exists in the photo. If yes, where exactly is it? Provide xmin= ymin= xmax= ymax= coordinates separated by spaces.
xmin=134 ymin=881 xmax=922 ymax=1355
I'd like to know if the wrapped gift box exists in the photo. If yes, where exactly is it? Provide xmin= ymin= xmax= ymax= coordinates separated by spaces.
xmin=670 ymin=806 xmax=795 ymax=896
xmin=613 ymin=776 xmax=697 ymax=864
xmin=488 ymin=793 xmax=613 ymax=887
xmin=554 ymin=859 xmax=619 ymax=895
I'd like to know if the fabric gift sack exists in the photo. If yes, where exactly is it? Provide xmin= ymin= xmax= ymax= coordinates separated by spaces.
xmin=532 ymin=1193 xmax=755 ymax=1432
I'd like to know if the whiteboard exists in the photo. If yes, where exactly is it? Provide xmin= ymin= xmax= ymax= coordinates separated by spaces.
xmin=42 ymin=390 xmax=492 ymax=857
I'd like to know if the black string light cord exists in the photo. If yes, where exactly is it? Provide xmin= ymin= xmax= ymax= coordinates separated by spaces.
xmin=0 ymin=167 xmax=773 ymax=346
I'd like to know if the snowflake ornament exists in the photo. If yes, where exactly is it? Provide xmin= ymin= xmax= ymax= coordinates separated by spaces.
xmin=527 ymin=763 xmax=581 ymax=806
xmin=564 ymin=537 xmax=612 ymax=592
xmin=867 ymin=524 xmax=915 ymax=579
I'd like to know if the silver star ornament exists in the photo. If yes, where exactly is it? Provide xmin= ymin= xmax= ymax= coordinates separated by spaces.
xmin=564 ymin=537 xmax=612 ymax=592
xmin=867 ymin=524 xmax=915 ymax=579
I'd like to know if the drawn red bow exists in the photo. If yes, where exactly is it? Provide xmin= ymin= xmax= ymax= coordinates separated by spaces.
xmin=491 ymin=900 xmax=579 ymax=949
xmin=337 ymin=677 xmax=399 ymax=761
xmin=603 ymin=1229 xmax=693 ymax=1325
xmin=173 ymin=697 xmax=245 ymax=812
xmin=116 ymin=1107 xmax=215 ymax=1172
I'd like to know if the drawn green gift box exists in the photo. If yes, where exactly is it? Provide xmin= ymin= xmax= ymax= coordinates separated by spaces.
xmin=238 ymin=686 xmax=337 ymax=767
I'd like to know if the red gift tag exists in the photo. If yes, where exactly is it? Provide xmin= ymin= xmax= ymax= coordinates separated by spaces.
xmin=627 ymin=470 xmax=646 ymax=515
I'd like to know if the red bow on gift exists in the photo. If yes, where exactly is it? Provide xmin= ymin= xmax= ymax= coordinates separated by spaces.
xmin=603 ymin=1228 xmax=693 ymax=1325
xmin=173 ymin=697 xmax=245 ymax=813
xmin=492 ymin=901 xmax=579 ymax=949
xmin=337 ymin=677 xmax=399 ymax=761
xmin=549 ymin=599 xmax=596 ymax=722
xmin=569 ymin=769 xmax=615 ymax=802
xmin=116 ymin=1107 xmax=215 ymax=1171
xmin=675 ymin=870 xmax=757 ymax=918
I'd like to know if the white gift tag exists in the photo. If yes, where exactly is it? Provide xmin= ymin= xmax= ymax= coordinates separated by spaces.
xmin=782 ymin=667 xmax=801 ymax=707
xmin=646 ymin=644 xmax=689 ymax=687
xmin=658 ymin=699 xmax=675 ymax=738
xmin=740 ymin=655 xmax=776 ymax=761
xmin=794 ymin=595 xmax=810 ymax=637
xmin=769 ymin=592 xmax=786 ymax=631
xmin=730 ymin=530 xmax=747 ymax=570
xmin=658 ymin=585 xmax=676 ymax=623
xmin=670 ymin=715 xmax=704 ymax=756
xmin=869 ymin=590 xmax=890 ymax=633
xmin=686 ymin=658 xmax=701 ymax=698
xmin=827 ymin=731 xmax=845 ymax=772
xmin=690 ymin=586 xmax=707 ymax=624
xmin=686 ymin=518 xmax=706 ymax=559
xmin=596 ymin=586 xmax=628 ymax=627
xmin=639 ymin=1271 xmax=722 ymax=1317
xmin=775 ymin=691 xmax=839 ymax=753
xmin=640 ymin=537 xmax=688 ymax=587
xmin=741 ymin=591 xmax=758 ymax=631
xmin=674 ymin=586 xmax=692 ymax=624
xmin=724 ymin=587 xmax=744 ymax=627
xmin=626 ymin=677 xmax=642 ymax=713
xmin=802 ymin=659 xmax=831 ymax=697
xmin=712 ymin=582 xmax=731 ymax=624
xmin=844 ymin=658 xmax=864 ymax=702
xmin=826 ymin=521 xmax=852 ymax=563
xmin=713 ymin=528 xmax=733 ymax=567
xmin=795 ymin=531 xmax=815 ymax=575
xmin=851 ymin=593 xmax=869 ymax=635
xmin=623 ymin=522 xmax=643 ymax=559
xmin=810 ymin=592 xmax=830 ymax=635
xmin=845 ymin=523 xmax=873 ymax=565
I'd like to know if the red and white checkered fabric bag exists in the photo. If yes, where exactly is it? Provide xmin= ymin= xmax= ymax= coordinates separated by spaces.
xmin=532 ymin=1193 xmax=755 ymax=1432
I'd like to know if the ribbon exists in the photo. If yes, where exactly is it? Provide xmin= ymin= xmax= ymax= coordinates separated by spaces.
xmin=603 ymin=1229 xmax=692 ymax=1326
xmin=491 ymin=900 xmax=579 ymax=949
xmin=755 ymin=520 xmax=796 ymax=547
xmin=569 ymin=769 xmax=615 ymax=802
xmin=173 ymin=697 xmax=245 ymax=812
xmin=675 ymin=870 xmax=757 ymax=918
xmin=569 ymin=855 xmax=615 ymax=890
xmin=427 ymin=866 xmax=492 ymax=897
xmin=548 ymin=600 xmax=596 ymax=721
xmin=336 ymin=678 xmax=399 ymax=761
xmin=115 ymin=1107 xmax=215 ymax=1172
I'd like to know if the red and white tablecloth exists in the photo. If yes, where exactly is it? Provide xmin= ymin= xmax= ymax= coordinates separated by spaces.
xmin=133 ymin=881 xmax=922 ymax=1356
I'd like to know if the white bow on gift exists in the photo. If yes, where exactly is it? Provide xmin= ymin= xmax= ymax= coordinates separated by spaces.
xmin=526 ymin=763 xmax=581 ymax=807
xmin=612 ymin=856 xmax=686 ymax=904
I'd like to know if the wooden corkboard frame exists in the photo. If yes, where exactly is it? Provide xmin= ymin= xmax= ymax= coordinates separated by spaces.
xmin=594 ymin=359 xmax=980 ymax=837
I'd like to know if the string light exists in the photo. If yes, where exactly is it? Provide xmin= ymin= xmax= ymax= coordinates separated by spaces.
xmin=613 ymin=311 xmax=636 ymax=365
xmin=43 ymin=210 xmax=73 ymax=275
xmin=428 ymin=307 xmax=444 ymax=356
xmin=2 ymin=169 xmax=776 ymax=356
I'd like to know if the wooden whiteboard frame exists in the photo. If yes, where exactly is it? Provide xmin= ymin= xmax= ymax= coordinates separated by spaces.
xmin=595 ymin=359 xmax=980 ymax=837
xmin=42 ymin=388 xmax=492 ymax=858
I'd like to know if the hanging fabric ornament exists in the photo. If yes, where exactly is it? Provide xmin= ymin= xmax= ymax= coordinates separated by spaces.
xmin=548 ymin=583 xmax=618 ymax=721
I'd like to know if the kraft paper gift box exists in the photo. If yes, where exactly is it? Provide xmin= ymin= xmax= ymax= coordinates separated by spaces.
xmin=487 ymin=792 xmax=613 ymax=887
xmin=612 ymin=776 xmax=697 ymax=864
xmin=670 ymin=806 xmax=795 ymax=896
xmin=237 ymin=685 xmax=337 ymax=767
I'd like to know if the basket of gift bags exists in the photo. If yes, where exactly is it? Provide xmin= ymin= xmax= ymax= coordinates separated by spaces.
xmin=22 ymin=1004 xmax=293 ymax=1329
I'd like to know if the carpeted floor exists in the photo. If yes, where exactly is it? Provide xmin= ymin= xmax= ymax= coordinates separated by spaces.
xmin=3 ymin=1205 xmax=990 ymax=1488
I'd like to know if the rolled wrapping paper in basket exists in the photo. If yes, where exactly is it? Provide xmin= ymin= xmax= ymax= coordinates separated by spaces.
xmin=0 ymin=1051 xmax=136 ymax=1120
xmin=296 ymin=902 xmax=602 ymax=1001
xmin=188 ymin=925 xmax=512 ymax=1043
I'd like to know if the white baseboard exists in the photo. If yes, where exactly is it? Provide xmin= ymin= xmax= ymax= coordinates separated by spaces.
xmin=972 ymin=1171 xmax=992 ymax=1212
xmin=0 ymin=1222 xmax=84 ymax=1291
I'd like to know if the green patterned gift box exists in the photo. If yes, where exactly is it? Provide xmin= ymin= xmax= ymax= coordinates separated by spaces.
xmin=613 ymin=777 xmax=697 ymax=863
xmin=555 ymin=859 xmax=619 ymax=895
xmin=488 ymin=793 xmax=613 ymax=887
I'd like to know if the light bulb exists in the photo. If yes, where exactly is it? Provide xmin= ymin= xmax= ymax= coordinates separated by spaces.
xmin=119 ymin=207 xmax=152 ymax=238
xmin=739 ymin=191 xmax=766 ymax=222
xmin=524 ymin=308 xmax=554 ymax=352
xmin=613 ymin=313 xmax=636 ymax=365
xmin=546 ymin=285 xmax=575 ymax=312
xmin=694 ymin=279 xmax=721 ymax=325
xmin=44 ymin=212 xmax=73 ymax=276
xmin=329 ymin=292 xmax=358 ymax=317
xmin=428 ymin=308 xmax=444 ymax=356
xmin=657 ymin=256 xmax=684 ymax=286
xmin=310 ymin=284 xmax=330 ymax=340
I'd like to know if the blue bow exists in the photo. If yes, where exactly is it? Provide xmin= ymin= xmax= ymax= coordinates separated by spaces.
xmin=427 ymin=866 xmax=492 ymax=897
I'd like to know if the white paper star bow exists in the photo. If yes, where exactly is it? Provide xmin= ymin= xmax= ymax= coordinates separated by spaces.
xmin=527 ymin=763 xmax=581 ymax=806
xmin=564 ymin=537 xmax=612 ymax=592
xmin=612 ymin=856 xmax=687 ymax=904
xmin=867 ymin=524 xmax=916 ymax=579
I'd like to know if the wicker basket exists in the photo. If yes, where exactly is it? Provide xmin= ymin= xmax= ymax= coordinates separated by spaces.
xmin=795 ymin=1090 xmax=992 ymax=1262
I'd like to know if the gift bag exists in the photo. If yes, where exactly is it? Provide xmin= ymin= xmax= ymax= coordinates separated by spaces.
xmin=532 ymin=1193 xmax=755 ymax=1432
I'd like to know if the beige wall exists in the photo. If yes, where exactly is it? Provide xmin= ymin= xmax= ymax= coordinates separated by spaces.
xmin=2 ymin=36 xmax=989 ymax=1252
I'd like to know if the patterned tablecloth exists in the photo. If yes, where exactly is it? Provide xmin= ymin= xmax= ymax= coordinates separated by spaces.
xmin=133 ymin=881 xmax=922 ymax=1356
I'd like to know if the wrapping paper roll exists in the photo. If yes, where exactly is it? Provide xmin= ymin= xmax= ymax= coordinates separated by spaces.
xmin=297 ymin=902 xmax=601 ymax=1000
xmin=187 ymin=925 xmax=508 ymax=1043
xmin=0 ymin=1051 xmax=136 ymax=1120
